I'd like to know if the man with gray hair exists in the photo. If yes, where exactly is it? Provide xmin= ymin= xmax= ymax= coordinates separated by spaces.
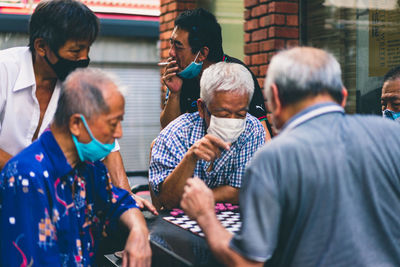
xmin=180 ymin=47 xmax=400 ymax=266
xmin=0 ymin=68 xmax=151 ymax=266
xmin=149 ymin=62 xmax=265 ymax=210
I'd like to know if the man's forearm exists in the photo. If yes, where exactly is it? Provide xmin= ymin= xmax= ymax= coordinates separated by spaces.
xmin=103 ymin=151 xmax=131 ymax=192
xmin=260 ymin=120 xmax=272 ymax=141
xmin=197 ymin=211 xmax=263 ymax=267
xmin=120 ymin=208 xmax=148 ymax=232
xmin=157 ymin=153 xmax=197 ymax=209
xmin=120 ymin=208 xmax=152 ymax=267
xmin=212 ymin=185 xmax=239 ymax=204
xmin=160 ymin=92 xmax=181 ymax=129
xmin=0 ymin=148 xmax=13 ymax=170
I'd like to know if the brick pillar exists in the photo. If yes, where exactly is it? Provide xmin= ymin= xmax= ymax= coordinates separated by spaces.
xmin=244 ymin=0 xmax=299 ymax=89
xmin=159 ymin=0 xmax=196 ymax=108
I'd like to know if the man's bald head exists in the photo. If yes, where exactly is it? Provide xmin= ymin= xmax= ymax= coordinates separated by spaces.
xmin=53 ymin=68 xmax=125 ymax=129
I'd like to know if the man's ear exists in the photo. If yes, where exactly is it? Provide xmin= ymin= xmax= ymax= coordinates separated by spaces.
xmin=341 ymin=87 xmax=348 ymax=108
xmin=199 ymin=47 xmax=209 ymax=62
xmin=197 ymin=99 xmax=206 ymax=119
xmin=270 ymin=83 xmax=282 ymax=115
xmin=69 ymin=114 xmax=82 ymax=136
xmin=34 ymin=38 xmax=48 ymax=57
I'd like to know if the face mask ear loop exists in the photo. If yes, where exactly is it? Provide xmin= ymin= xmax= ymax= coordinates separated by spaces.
xmin=194 ymin=50 xmax=201 ymax=63
xmin=79 ymin=114 xmax=96 ymax=141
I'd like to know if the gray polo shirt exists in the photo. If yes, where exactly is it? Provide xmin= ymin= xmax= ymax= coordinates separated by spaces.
xmin=230 ymin=102 xmax=400 ymax=266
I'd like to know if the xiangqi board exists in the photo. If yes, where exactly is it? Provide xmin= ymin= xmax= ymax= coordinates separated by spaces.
xmin=163 ymin=203 xmax=241 ymax=237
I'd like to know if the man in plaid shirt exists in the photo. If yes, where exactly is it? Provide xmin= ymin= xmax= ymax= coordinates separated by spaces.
xmin=149 ymin=62 xmax=265 ymax=210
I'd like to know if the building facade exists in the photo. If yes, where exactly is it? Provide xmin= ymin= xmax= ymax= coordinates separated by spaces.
xmin=160 ymin=0 xmax=400 ymax=115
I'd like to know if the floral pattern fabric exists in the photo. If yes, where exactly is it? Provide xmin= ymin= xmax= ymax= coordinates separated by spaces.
xmin=0 ymin=130 xmax=138 ymax=266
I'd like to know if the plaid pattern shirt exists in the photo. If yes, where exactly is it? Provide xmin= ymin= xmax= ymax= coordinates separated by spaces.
xmin=149 ymin=112 xmax=265 ymax=195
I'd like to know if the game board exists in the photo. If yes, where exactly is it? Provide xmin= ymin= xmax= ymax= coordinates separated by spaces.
xmin=163 ymin=203 xmax=241 ymax=237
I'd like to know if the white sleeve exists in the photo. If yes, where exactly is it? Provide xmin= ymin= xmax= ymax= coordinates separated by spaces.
xmin=0 ymin=61 xmax=9 ymax=129
xmin=112 ymin=139 xmax=120 ymax=152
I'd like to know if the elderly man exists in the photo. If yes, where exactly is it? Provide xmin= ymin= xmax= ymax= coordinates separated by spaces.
xmin=160 ymin=8 xmax=272 ymax=139
xmin=381 ymin=65 xmax=400 ymax=121
xmin=181 ymin=47 xmax=400 ymax=266
xmin=0 ymin=0 xmax=132 ymax=195
xmin=149 ymin=62 xmax=265 ymax=209
xmin=0 ymin=68 xmax=151 ymax=266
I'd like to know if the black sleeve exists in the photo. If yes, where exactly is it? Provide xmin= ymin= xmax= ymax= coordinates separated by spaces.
xmin=248 ymin=75 xmax=267 ymax=120
xmin=248 ymin=74 xmax=273 ymax=136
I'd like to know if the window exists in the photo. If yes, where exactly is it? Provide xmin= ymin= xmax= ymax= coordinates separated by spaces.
xmin=301 ymin=0 xmax=400 ymax=114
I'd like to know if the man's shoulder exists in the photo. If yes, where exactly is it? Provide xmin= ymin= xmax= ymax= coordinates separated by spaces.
xmin=347 ymin=114 xmax=400 ymax=139
xmin=161 ymin=112 xmax=202 ymax=136
xmin=8 ymin=140 xmax=46 ymax=168
xmin=0 ymin=47 xmax=31 ymax=83
xmin=244 ymin=114 xmax=265 ymax=133
xmin=0 ymin=47 xmax=29 ymax=64
xmin=1 ymin=142 xmax=47 ymax=184
xmin=224 ymin=55 xmax=244 ymax=65
xmin=348 ymin=113 xmax=400 ymax=126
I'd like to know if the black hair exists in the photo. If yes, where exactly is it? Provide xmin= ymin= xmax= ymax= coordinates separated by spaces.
xmin=383 ymin=65 xmax=400 ymax=83
xmin=175 ymin=8 xmax=223 ymax=62
xmin=29 ymin=0 xmax=99 ymax=54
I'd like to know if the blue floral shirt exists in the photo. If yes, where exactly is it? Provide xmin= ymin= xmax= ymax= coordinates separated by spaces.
xmin=0 ymin=130 xmax=138 ymax=266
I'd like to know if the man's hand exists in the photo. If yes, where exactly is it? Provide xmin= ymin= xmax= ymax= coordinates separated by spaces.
xmin=162 ymin=58 xmax=183 ymax=94
xmin=122 ymin=226 xmax=151 ymax=267
xmin=154 ymin=136 xmax=228 ymax=209
xmin=188 ymin=134 xmax=230 ymax=163
xmin=121 ymin=209 xmax=152 ymax=267
xmin=181 ymin=177 xmax=215 ymax=220
xmin=132 ymin=194 xmax=158 ymax=215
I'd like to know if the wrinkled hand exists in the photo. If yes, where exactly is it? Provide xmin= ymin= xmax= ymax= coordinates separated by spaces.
xmin=188 ymin=134 xmax=230 ymax=162
xmin=122 ymin=226 xmax=151 ymax=267
xmin=132 ymin=194 xmax=158 ymax=215
xmin=162 ymin=58 xmax=183 ymax=94
xmin=181 ymin=177 xmax=215 ymax=220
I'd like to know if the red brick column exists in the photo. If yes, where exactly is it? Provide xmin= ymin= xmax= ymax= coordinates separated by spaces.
xmin=244 ymin=0 xmax=299 ymax=88
xmin=159 ymin=0 xmax=196 ymax=107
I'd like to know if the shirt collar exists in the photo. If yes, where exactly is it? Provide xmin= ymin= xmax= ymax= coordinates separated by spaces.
xmin=39 ymin=130 xmax=73 ymax=177
xmin=280 ymin=102 xmax=344 ymax=134
xmin=13 ymin=47 xmax=36 ymax=92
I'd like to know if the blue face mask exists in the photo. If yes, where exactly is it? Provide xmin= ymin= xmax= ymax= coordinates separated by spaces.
xmin=382 ymin=109 xmax=400 ymax=122
xmin=72 ymin=115 xmax=116 ymax=162
xmin=177 ymin=51 xmax=203 ymax=79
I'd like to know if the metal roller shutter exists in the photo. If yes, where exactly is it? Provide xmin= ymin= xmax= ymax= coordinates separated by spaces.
xmin=96 ymin=64 xmax=161 ymax=172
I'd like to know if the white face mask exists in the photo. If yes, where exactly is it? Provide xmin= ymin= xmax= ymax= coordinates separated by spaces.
xmin=207 ymin=115 xmax=246 ymax=143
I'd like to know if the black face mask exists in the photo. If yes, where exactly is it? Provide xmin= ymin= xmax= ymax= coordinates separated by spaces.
xmin=44 ymin=52 xmax=90 ymax=81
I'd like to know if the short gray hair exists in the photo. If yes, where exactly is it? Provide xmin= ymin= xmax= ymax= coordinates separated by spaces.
xmin=54 ymin=67 xmax=125 ymax=128
xmin=200 ymin=62 xmax=254 ymax=106
xmin=264 ymin=47 xmax=344 ymax=105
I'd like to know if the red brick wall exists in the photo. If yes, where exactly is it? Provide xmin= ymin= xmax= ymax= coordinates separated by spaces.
xmin=244 ymin=0 xmax=299 ymax=88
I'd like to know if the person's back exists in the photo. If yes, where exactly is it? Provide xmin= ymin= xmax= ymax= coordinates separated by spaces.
xmin=244 ymin=111 xmax=400 ymax=266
